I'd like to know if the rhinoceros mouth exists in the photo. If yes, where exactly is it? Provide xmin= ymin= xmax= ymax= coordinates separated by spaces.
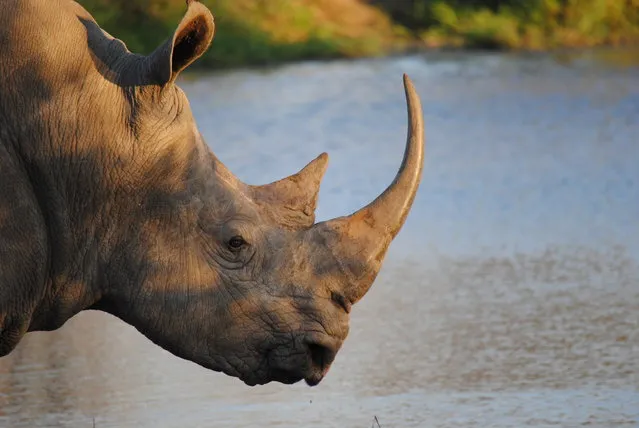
xmin=304 ymin=372 xmax=325 ymax=387
xmin=270 ymin=368 xmax=306 ymax=385
xmin=240 ymin=368 xmax=304 ymax=387
xmin=238 ymin=350 xmax=331 ymax=387
xmin=243 ymin=368 xmax=327 ymax=387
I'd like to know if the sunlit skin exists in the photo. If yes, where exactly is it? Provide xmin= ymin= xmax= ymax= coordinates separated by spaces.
xmin=0 ymin=0 xmax=424 ymax=387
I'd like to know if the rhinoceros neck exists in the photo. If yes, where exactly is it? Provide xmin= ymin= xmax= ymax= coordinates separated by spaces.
xmin=21 ymin=114 xmax=217 ymax=331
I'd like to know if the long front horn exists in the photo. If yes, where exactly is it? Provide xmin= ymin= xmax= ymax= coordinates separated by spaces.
xmin=312 ymin=74 xmax=424 ymax=302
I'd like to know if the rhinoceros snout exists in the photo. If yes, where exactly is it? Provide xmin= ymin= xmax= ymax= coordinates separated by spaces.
xmin=252 ymin=333 xmax=340 ymax=387
xmin=304 ymin=340 xmax=337 ymax=386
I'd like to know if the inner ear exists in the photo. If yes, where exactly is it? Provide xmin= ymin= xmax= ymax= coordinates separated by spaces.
xmin=172 ymin=15 xmax=211 ymax=73
xmin=146 ymin=1 xmax=215 ymax=86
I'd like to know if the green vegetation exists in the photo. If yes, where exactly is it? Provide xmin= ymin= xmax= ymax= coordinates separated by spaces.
xmin=404 ymin=0 xmax=639 ymax=50
xmin=78 ymin=0 xmax=639 ymax=68
xmin=78 ymin=0 xmax=402 ymax=68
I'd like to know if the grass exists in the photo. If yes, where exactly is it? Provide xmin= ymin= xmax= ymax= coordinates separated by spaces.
xmin=77 ymin=0 xmax=639 ymax=69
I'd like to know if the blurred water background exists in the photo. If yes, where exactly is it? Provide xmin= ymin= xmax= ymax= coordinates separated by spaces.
xmin=0 ymin=47 xmax=638 ymax=427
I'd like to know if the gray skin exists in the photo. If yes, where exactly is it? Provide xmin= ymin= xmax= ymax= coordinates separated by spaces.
xmin=0 ymin=0 xmax=425 ymax=387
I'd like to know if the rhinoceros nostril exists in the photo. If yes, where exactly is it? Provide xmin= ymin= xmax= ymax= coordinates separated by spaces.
xmin=307 ymin=342 xmax=335 ymax=371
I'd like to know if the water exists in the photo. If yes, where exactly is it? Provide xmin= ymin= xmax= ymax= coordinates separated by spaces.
xmin=1 ymin=49 xmax=638 ymax=427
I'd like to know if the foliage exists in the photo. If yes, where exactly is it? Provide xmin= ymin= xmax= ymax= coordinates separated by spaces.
xmin=78 ymin=0 xmax=639 ymax=68
xmin=395 ymin=0 xmax=639 ymax=49
xmin=78 ymin=0 xmax=398 ymax=68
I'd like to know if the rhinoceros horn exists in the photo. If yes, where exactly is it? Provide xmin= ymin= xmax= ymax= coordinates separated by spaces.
xmin=208 ymin=151 xmax=328 ymax=228
xmin=249 ymin=153 xmax=329 ymax=227
xmin=311 ymin=74 xmax=425 ymax=303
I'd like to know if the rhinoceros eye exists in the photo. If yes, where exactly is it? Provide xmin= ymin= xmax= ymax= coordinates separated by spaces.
xmin=227 ymin=235 xmax=246 ymax=251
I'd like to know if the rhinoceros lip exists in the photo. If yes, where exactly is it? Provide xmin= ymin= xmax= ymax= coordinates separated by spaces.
xmin=241 ymin=366 xmax=323 ymax=387
xmin=268 ymin=367 xmax=305 ymax=385
xmin=304 ymin=373 xmax=324 ymax=387
xmin=241 ymin=361 xmax=304 ymax=386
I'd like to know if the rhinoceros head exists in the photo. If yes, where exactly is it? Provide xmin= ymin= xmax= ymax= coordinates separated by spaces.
xmin=4 ymin=0 xmax=424 ymax=387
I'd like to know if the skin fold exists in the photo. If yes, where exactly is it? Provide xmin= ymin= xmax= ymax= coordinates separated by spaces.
xmin=0 ymin=0 xmax=425 ymax=387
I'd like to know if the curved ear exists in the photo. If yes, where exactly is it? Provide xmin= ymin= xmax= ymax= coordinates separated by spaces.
xmin=250 ymin=153 xmax=329 ymax=228
xmin=146 ymin=0 xmax=215 ymax=86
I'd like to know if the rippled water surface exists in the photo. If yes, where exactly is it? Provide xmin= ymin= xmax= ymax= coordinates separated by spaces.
xmin=1 ymin=50 xmax=638 ymax=427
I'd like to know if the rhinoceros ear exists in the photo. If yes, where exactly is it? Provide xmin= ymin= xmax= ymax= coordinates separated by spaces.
xmin=147 ymin=0 xmax=215 ymax=86
xmin=250 ymin=153 xmax=329 ymax=228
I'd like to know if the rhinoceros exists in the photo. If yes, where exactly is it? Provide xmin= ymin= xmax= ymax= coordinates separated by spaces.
xmin=0 ymin=0 xmax=424 ymax=387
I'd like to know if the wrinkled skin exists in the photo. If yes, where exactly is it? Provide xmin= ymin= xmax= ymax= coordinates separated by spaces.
xmin=0 ymin=0 xmax=425 ymax=387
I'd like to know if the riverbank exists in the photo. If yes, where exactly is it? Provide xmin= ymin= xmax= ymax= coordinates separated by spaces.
xmin=80 ymin=0 xmax=639 ymax=68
